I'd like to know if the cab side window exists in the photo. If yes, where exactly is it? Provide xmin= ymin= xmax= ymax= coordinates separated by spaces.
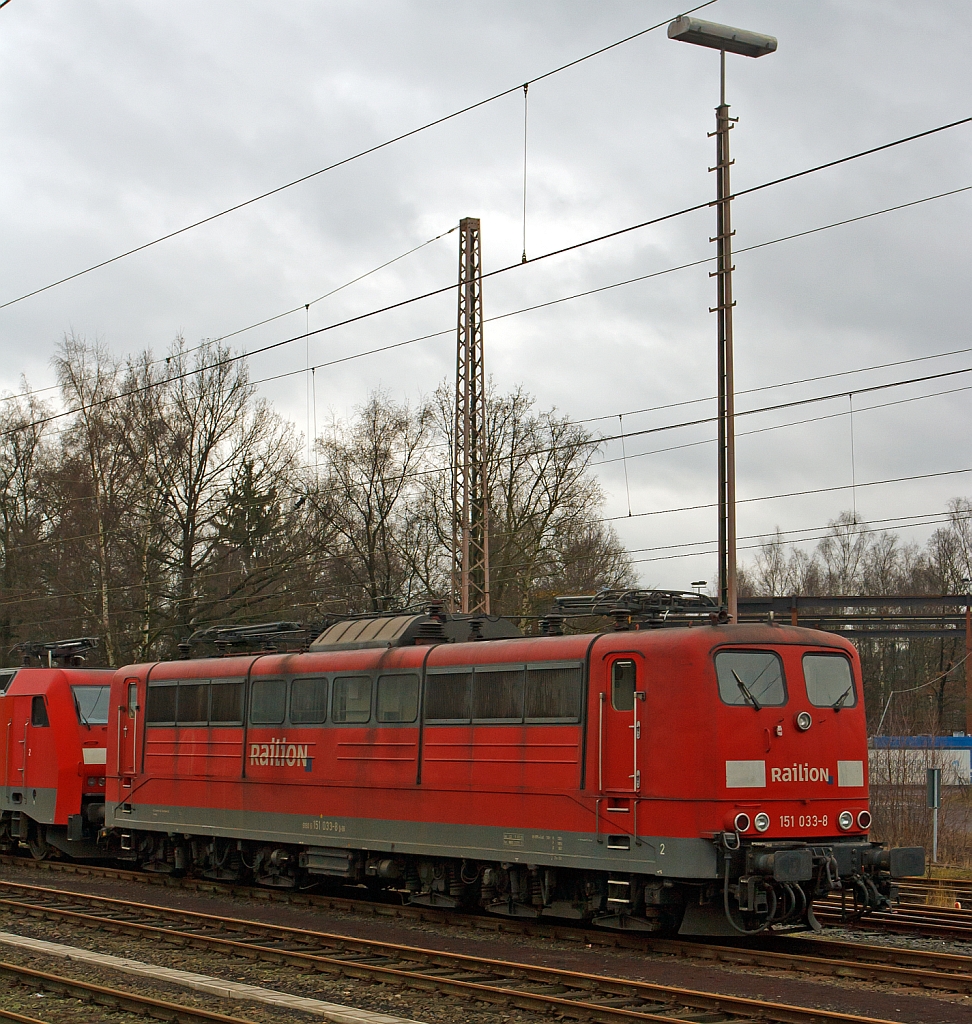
xmin=611 ymin=660 xmax=636 ymax=711
xmin=31 ymin=695 xmax=49 ymax=727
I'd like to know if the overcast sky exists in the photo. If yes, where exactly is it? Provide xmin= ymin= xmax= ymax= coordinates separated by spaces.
xmin=1 ymin=0 xmax=970 ymax=592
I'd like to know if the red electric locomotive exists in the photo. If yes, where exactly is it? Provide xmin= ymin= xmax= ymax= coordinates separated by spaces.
xmin=0 ymin=640 xmax=112 ymax=860
xmin=102 ymin=604 xmax=922 ymax=935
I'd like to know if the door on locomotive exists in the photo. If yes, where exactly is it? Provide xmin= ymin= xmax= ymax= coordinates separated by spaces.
xmin=118 ymin=677 xmax=140 ymax=781
xmin=15 ymin=694 xmax=55 ymax=815
xmin=599 ymin=655 xmax=646 ymax=793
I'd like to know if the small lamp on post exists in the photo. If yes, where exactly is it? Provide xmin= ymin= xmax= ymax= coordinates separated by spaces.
xmin=668 ymin=17 xmax=777 ymax=622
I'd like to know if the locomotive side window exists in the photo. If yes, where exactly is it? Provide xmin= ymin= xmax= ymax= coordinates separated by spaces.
xmin=176 ymin=682 xmax=210 ymax=725
xmin=332 ymin=675 xmax=372 ymax=723
xmin=376 ymin=674 xmax=419 ymax=723
xmin=250 ymin=679 xmax=287 ymax=725
xmin=424 ymin=671 xmax=471 ymax=722
xmin=290 ymin=677 xmax=328 ymax=724
xmin=30 ymin=695 xmax=49 ymax=727
xmin=803 ymin=653 xmax=857 ymax=708
xmin=72 ymin=685 xmax=110 ymax=725
xmin=209 ymin=681 xmax=245 ymax=725
xmin=473 ymin=667 xmax=524 ymax=722
xmin=0 ymin=670 xmax=17 ymax=693
xmin=146 ymin=684 xmax=177 ymax=725
xmin=715 ymin=651 xmax=787 ymax=707
xmin=525 ymin=664 xmax=583 ymax=722
xmin=611 ymin=660 xmax=636 ymax=711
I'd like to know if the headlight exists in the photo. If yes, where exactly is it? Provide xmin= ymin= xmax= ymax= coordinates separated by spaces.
xmin=754 ymin=812 xmax=770 ymax=833
xmin=838 ymin=810 xmax=854 ymax=831
xmin=87 ymin=777 xmax=97 ymax=786
xmin=733 ymin=812 xmax=751 ymax=832
xmin=795 ymin=711 xmax=812 ymax=731
xmin=857 ymin=810 xmax=872 ymax=830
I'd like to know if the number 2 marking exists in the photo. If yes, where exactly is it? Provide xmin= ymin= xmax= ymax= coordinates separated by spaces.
xmin=659 ymin=843 xmax=666 ymax=855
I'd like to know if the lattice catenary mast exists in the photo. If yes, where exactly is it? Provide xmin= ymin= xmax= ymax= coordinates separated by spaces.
xmin=451 ymin=217 xmax=490 ymax=614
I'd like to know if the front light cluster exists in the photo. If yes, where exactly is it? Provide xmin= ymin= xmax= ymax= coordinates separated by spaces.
xmin=732 ymin=811 xmax=771 ymax=833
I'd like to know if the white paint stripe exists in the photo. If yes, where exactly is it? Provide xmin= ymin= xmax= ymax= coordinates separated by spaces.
xmin=82 ymin=747 xmax=107 ymax=765
xmin=0 ymin=931 xmax=425 ymax=1024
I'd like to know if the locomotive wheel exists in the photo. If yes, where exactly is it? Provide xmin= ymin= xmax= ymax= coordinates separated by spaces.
xmin=27 ymin=823 xmax=50 ymax=862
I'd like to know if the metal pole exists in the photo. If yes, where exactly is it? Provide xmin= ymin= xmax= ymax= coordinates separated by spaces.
xmin=966 ymin=597 xmax=971 ymax=735
xmin=711 ymin=50 xmax=737 ymax=619
xmin=452 ymin=218 xmax=490 ymax=615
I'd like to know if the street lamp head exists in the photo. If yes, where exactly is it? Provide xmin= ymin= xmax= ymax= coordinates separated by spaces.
xmin=668 ymin=17 xmax=777 ymax=58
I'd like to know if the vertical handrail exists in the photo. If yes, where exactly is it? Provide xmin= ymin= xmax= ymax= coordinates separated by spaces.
xmin=20 ymin=721 xmax=28 ymax=782
xmin=130 ymin=684 xmax=139 ymax=775
xmin=4 ymin=719 xmax=10 ymax=795
xmin=632 ymin=691 xmax=645 ymax=792
xmin=598 ymin=692 xmax=605 ymax=792
xmin=116 ymin=706 xmax=124 ymax=778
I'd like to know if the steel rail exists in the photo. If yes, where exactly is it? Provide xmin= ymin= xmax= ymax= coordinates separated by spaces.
xmin=0 ymin=1009 xmax=49 ymax=1024
xmin=0 ymin=879 xmax=964 ymax=1018
xmin=814 ymin=896 xmax=972 ymax=941
xmin=3 ymin=859 xmax=972 ymax=992
xmin=0 ymin=959 xmax=254 ymax=1024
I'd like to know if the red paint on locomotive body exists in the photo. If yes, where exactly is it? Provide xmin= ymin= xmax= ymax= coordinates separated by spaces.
xmin=0 ymin=667 xmax=112 ymax=841
xmin=106 ymin=627 xmax=868 ymax=842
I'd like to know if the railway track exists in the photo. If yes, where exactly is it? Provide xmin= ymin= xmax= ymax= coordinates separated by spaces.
xmin=815 ymin=897 xmax=972 ymax=941
xmin=0 ymin=877 xmax=968 ymax=1024
xmin=0 ymin=956 xmax=254 ymax=1024
xmin=898 ymin=878 xmax=972 ymax=904
xmin=4 ymin=858 xmax=972 ymax=993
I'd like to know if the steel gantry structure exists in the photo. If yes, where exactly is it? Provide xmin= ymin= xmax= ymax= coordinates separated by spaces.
xmin=451 ymin=217 xmax=490 ymax=615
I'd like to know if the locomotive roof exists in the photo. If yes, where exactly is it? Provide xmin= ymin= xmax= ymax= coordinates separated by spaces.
xmin=114 ymin=621 xmax=856 ymax=680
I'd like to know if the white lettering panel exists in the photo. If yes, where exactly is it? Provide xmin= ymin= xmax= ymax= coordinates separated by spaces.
xmin=82 ymin=748 xmax=107 ymax=765
xmin=837 ymin=760 xmax=864 ymax=787
xmin=726 ymin=760 xmax=766 ymax=788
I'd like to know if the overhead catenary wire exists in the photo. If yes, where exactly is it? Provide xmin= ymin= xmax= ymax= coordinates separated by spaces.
xmin=594 ymin=379 xmax=972 ymax=472
xmin=0 ymin=224 xmax=460 ymax=408
xmin=0 ymin=2 xmax=720 ymax=313
xmin=15 ymin=369 xmax=972 ymax=548
xmin=23 ymin=355 xmax=972 ymax=531
xmin=874 ymin=651 xmax=972 ymax=735
xmin=601 ymin=464 xmax=972 ymax=525
xmin=218 ymin=183 xmax=972 ymax=406
xmin=3 ymin=147 xmax=969 ymax=443
xmin=8 ymin=504 xmax=972 ymax=634
xmin=522 ymin=81 xmax=529 ymax=264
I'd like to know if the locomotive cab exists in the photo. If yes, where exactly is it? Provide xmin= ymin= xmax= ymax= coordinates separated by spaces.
xmin=0 ymin=666 xmax=111 ymax=859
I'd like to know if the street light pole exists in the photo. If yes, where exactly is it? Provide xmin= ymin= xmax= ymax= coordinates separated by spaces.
xmin=713 ymin=48 xmax=737 ymax=620
xmin=668 ymin=17 xmax=777 ymax=621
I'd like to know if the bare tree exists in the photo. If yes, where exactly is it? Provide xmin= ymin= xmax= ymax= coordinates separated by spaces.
xmin=147 ymin=338 xmax=300 ymax=644
xmin=53 ymin=335 xmax=144 ymax=666
xmin=314 ymin=392 xmax=431 ymax=612
xmin=0 ymin=383 xmax=50 ymax=652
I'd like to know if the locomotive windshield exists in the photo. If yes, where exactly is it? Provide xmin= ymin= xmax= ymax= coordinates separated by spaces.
xmin=715 ymin=650 xmax=786 ymax=707
xmin=803 ymin=653 xmax=857 ymax=708
xmin=72 ymin=685 xmax=110 ymax=725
